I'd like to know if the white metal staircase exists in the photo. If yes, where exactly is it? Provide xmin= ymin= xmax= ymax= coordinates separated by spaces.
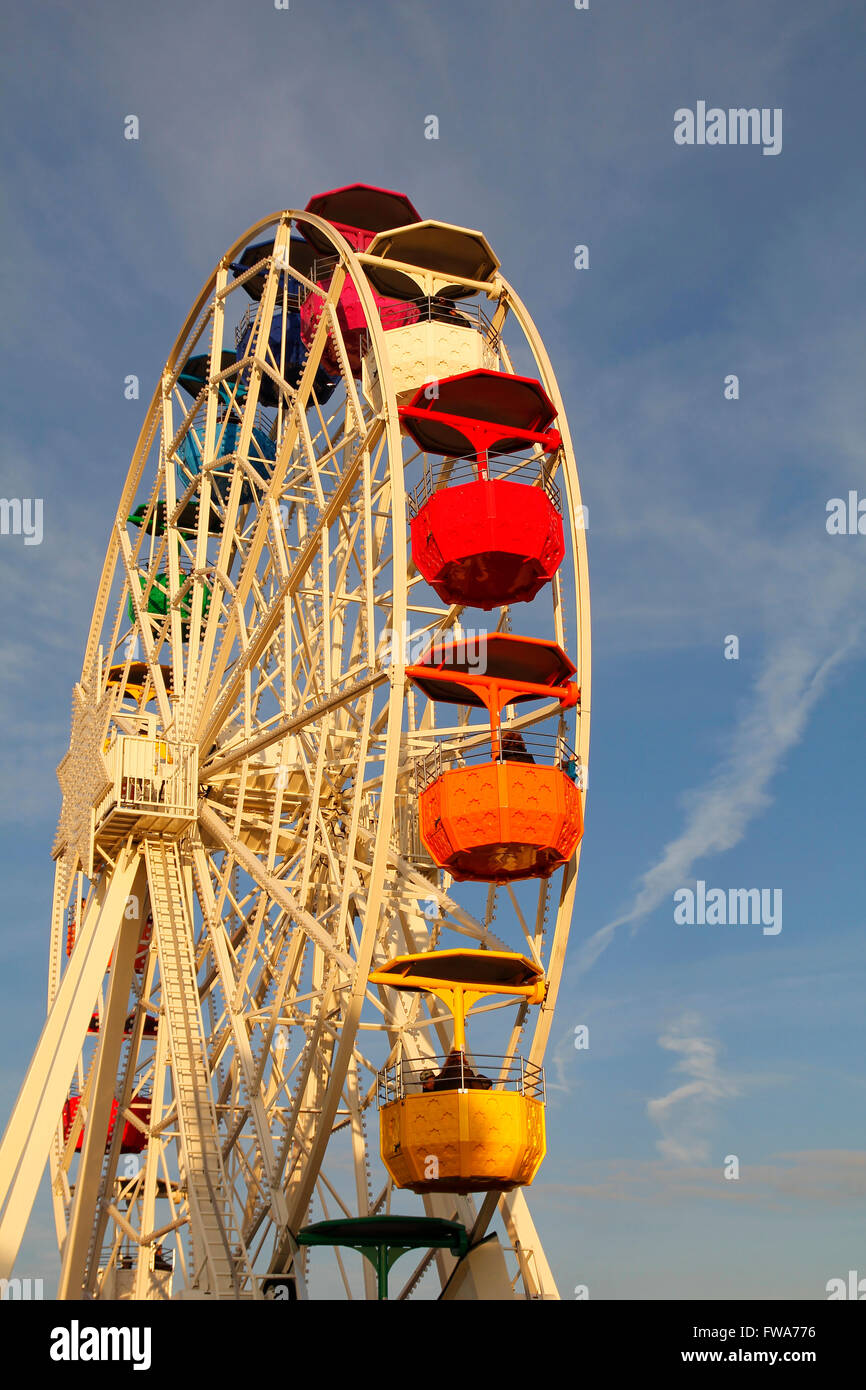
xmin=144 ymin=837 xmax=258 ymax=1299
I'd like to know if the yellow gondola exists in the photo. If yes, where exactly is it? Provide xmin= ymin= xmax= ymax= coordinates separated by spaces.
xmin=370 ymin=950 xmax=547 ymax=1194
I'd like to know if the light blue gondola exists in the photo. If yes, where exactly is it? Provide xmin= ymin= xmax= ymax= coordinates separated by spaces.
xmin=176 ymin=419 xmax=277 ymax=505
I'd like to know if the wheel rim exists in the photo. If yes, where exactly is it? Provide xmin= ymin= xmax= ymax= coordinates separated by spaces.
xmin=2 ymin=202 xmax=590 ymax=1300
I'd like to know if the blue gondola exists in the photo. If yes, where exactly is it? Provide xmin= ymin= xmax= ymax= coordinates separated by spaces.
xmin=235 ymin=307 xmax=339 ymax=408
xmin=230 ymin=236 xmax=316 ymax=301
xmin=177 ymin=350 xmax=245 ymax=408
xmin=176 ymin=419 xmax=276 ymax=505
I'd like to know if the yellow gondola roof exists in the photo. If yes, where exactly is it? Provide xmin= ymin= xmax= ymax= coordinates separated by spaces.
xmin=106 ymin=661 xmax=174 ymax=700
xmin=369 ymin=949 xmax=544 ymax=997
xmin=363 ymin=220 xmax=500 ymax=299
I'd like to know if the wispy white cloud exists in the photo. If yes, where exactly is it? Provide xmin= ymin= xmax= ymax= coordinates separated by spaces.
xmin=569 ymin=178 xmax=866 ymax=973
xmin=537 ymin=1149 xmax=866 ymax=1207
xmin=646 ymin=1013 xmax=739 ymax=1162
xmin=576 ymin=547 xmax=865 ymax=974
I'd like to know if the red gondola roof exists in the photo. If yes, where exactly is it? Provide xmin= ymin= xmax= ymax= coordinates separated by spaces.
xmin=400 ymin=370 xmax=558 ymax=457
xmin=407 ymin=370 xmax=556 ymax=429
xmin=301 ymin=184 xmax=422 ymax=254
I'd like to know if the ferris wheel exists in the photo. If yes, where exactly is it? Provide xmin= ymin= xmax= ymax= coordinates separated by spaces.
xmin=0 ymin=184 xmax=590 ymax=1301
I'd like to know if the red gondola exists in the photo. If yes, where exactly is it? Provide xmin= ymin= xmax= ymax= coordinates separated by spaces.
xmin=299 ymin=184 xmax=422 ymax=376
xmin=87 ymin=1011 xmax=158 ymax=1039
xmin=62 ymin=1095 xmax=150 ymax=1154
xmin=401 ymin=371 xmax=565 ymax=608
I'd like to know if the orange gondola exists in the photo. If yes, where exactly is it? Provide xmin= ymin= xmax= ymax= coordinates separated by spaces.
xmin=407 ymin=633 xmax=582 ymax=882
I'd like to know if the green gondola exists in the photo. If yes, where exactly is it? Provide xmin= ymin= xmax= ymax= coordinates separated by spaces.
xmin=127 ymin=570 xmax=212 ymax=642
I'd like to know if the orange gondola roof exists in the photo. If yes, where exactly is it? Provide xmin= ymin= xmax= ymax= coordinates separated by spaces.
xmin=407 ymin=632 xmax=575 ymax=707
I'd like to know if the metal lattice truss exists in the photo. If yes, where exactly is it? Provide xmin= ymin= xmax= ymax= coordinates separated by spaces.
xmin=0 ymin=208 xmax=591 ymax=1300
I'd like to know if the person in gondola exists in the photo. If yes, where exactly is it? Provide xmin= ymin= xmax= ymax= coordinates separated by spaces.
xmin=429 ymin=1049 xmax=492 ymax=1092
xmin=500 ymin=730 xmax=535 ymax=764
xmin=429 ymin=294 xmax=472 ymax=328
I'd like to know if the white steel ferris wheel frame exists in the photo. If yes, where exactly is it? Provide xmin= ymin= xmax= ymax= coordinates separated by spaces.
xmin=0 ymin=206 xmax=591 ymax=1301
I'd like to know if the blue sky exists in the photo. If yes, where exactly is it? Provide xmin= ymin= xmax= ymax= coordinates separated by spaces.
xmin=1 ymin=0 xmax=864 ymax=1299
